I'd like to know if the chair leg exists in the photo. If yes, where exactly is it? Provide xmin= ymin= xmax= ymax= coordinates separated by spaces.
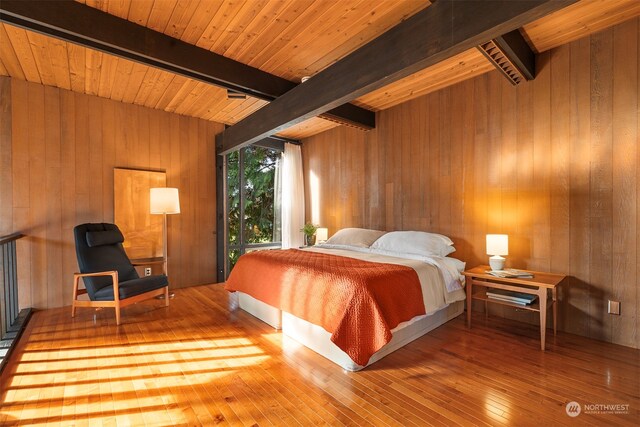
xmin=71 ymin=275 xmax=79 ymax=318
xmin=164 ymin=287 xmax=170 ymax=307
xmin=115 ymin=304 xmax=121 ymax=325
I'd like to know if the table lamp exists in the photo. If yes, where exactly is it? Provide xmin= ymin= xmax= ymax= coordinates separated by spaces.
xmin=316 ymin=227 xmax=328 ymax=244
xmin=486 ymin=234 xmax=508 ymax=271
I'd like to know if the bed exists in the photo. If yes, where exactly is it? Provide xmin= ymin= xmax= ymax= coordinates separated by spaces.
xmin=225 ymin=229 xmax=466 ymax=371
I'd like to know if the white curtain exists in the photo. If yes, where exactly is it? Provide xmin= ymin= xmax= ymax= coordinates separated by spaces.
xmin=281 ymin=143 xmax=305 ymax=248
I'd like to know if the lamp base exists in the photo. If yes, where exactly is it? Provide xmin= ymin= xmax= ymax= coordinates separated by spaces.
xmin=489 ymin=255 xmax=505 ymax=271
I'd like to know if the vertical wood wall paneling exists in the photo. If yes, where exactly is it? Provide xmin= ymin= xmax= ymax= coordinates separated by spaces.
xmin=302 ymin=18 xmax=640 ymax=348
xmin=0 ymin=78 xmax=12 ymax=236
xmin=0 ymin=77 xmax=221 ymax=309
xmin=611 ymin=19 xmax=638 ymax=348
xmin=549 ymin=43 xmax=571 ymax=332
xmin=588 ymin=28 xmax=614 ymax=342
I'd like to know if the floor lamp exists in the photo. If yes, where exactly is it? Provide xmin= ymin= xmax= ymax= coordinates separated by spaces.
xmin=150 ymin=187 xmax=180 ymax=298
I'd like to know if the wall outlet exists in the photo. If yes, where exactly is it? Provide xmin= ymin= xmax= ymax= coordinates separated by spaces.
xmin=144 ymin=267 xmax=152 ymax=276
xmin=608 ymin=300 xmax=620 ymax=315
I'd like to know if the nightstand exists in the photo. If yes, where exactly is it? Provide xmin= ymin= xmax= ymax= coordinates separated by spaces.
xmin=463 ymin=265 xmax=566 ymax=350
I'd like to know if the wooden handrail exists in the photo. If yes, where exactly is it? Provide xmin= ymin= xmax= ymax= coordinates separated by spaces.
xmin=0 ymin=233 xmax=25 ymax=245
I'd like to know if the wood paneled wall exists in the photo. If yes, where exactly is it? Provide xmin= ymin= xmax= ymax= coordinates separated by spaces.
xmin=0 ymin=76 xmax=220 ymax=310
xmin=302 ymin=18 xmax=639 ymax=349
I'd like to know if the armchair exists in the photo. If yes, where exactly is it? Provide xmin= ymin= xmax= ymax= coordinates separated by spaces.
xmin=72 ymin=223 xmax=169 ymax=325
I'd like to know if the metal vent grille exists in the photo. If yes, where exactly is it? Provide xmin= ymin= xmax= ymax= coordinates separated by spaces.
xmin=478 ymin=40 xmax=526 ymax=86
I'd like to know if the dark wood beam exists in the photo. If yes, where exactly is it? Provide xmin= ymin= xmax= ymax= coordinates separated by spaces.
xmin=0 ymin=0 xmax=374 ymax=130
xmin=478 ymin=29 xmax=536 ymax=85
xmin=219 ymin=0 xmax=576 ymax=153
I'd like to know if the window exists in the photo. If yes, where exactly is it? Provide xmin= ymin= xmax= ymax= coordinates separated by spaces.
xmin=226 ymin=145 xmax=282 ymax=275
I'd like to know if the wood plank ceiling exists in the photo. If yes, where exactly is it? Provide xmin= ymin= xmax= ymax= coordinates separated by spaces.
xmin=1 ymin=0 xmax=639 ymax=140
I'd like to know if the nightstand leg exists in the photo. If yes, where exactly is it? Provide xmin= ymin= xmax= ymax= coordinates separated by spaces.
xmin=539 ymin=288 xmax=547 ymax=351
xmin=466 ymin=279 xmax=472 ymax=328
xmin=552 ymin=288 xmax=557 ymax=336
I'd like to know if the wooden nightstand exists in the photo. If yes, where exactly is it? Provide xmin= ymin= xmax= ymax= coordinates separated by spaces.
xmin=463 ymin=265 xmax=566 ymax=350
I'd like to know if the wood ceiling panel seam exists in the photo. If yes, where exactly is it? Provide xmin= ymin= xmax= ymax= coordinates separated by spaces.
xmin=164 ymin=78 xmax=200 ymax=113
xmin=163 ymin=0 xmax=203 ymax=39
xmin=0 ymin=24 xmax=26 ymax=80
xmin=211 ymin=0 xmax=271 ymax=56
xmin=152 ymin=74 xmax=188 ymax=110
xmin=179 ymin=0 xmax=225 ymax=45
xmin=140 ymin=69 xmax=177 ymax=108
xmin=132 ymin=66 xmax=164 ymax=106
xmin=127 ymin=0 xmax=155 ymax=26
xmin=299 ymin=0 xmax=428 ymax=79
xmin=220 ymin=0 xmax=300 ymax=62
xmin=25 ymin=31 xmax=58 ymax=87
xmin=196 ymin=0 xmax=249 ymax=53
xmin=109 ymin=57 xmax=135 ymax=102
xmin=146 ymin=0 xmax=179 ymax=33
xmin=213 ymin=98 xmax=268 ymax=124
xmin=67 ymin=43 xmax=86 ymax=93
xmin=256 ymin=0 xmax=365 ymax=77
xmin=240 ymin=0 xmax=329 ymax=71
xmin=3 ymin=24 xmax=43 ymax=83
xmin=97 ymin=55 xmax=120 ymax=99
xmin=369 ymin=65 xmax=495 ymax=111
xmin=133 ymin=67 xmax=171 ymax=107
xmin=188 ymin=85 xmax=230 ymax=118
xmin=47 ymin=37 xmax=72 ymax=91
xmin=84 ymin=48 xmax=102 ymax=96
xmin=107 ymin=0 xmax=132 ymax=19
xmin=120 ymin=62 xmax=149 ymax=104
xmin=172 ymin=81 xmax=212 ymax=115
xmin=219 ymin=97 xmax=264 ymax=122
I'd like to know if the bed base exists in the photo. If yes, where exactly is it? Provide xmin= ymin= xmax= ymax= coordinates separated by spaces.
xmin=237 ymin=292 xmax=463 ymax=371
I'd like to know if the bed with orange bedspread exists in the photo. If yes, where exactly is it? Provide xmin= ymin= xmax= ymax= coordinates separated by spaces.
xmin=225 ymin=249 xmax=427 ymax=366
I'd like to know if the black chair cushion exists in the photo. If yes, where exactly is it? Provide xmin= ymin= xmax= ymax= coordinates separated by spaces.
xmin=93 ymin=274 xmax=168 ymax=301
xmin=86 ymin=229 xmax=125 ymax=247
xmin=74 ymin=223 xmax=140 ymax=300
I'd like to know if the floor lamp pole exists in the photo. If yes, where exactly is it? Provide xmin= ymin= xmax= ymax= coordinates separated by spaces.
xmin=162 ymin=212 xmax=175 ymax=298
xmin=163 ymin=212 xmax=168 ymax=276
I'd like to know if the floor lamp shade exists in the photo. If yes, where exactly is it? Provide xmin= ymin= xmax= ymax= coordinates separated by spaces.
xmin=150 ymin=188 xmax=180 ymax=214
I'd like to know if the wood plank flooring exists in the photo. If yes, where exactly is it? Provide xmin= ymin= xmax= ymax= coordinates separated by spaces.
xmin=1 ymin=284 xmax=638 ymax=426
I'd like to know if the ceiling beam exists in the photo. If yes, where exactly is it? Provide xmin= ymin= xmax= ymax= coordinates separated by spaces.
xmin=218 ymin=0 xmax=576 ymax=154
xmin=0 ymin=0 xmax=374 ymax=130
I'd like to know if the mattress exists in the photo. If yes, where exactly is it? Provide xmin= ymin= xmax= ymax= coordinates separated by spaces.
xmin=237 ymin=291 xmax=464 ymax=371
xmin=282 ymin=300 xmax=464 ymax=371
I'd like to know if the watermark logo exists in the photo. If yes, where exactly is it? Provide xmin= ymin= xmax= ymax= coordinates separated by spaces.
xmin=565 ymin=401 xmax=630 ymax=417
xmin=566 ymin=401 xmax=581 ymax=417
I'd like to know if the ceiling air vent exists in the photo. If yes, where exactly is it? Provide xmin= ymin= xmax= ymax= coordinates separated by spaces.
xmin=477 ymin=30 xmax=536 ymax=86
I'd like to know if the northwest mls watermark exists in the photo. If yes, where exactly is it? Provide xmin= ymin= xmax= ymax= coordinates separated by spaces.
xmin=565 ymin=401 xmax=630 ymax=417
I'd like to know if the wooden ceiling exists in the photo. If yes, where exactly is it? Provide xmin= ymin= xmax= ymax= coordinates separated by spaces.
xmin=1 ymin=0 xmax=639 ymax=140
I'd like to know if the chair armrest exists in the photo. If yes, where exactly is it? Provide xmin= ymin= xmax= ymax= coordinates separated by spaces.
xmin=74 ymin=271 xmax=120 ymax=300
xmin=74 ymin=271 xmax=118 ymax=278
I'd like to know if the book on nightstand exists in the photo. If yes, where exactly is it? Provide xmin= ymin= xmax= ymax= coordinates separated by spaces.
xmin=486 ymin=289 xmax=538 ymax=305
xmin=485 ymin=268 xmax=534 ymax=278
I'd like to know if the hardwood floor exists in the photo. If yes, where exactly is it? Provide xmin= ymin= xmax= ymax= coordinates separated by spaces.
xmin=1 ymin=284 xmax=638 ymax=426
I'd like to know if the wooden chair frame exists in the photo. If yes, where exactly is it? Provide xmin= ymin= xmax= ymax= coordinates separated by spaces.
xmin=71 ymin=262 xmax=169 ymax=325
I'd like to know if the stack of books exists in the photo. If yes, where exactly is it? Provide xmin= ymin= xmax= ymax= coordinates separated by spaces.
xmin=486 ymin=289 xmax=537 ymax=306
xmin=485 ymin=268 xmax=534 ymax=278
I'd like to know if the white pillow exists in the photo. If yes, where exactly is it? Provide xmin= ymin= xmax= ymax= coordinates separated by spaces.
xmin=370 ymin=231 xmax=455 ymax=257
xmin=323 ymin=228 xmax=387 ymax=248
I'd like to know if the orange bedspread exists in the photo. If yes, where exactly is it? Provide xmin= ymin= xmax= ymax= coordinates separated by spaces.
xmin=224 ymin=249 xmax=426 ymax=366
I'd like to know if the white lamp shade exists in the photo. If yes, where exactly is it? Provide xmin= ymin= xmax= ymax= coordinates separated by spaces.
xmin=150 ymin=187 xmax=181 ymax=214
xmin=486 ymin=234 xmax=508 ymax=256
xmin=316 ymin=227 xmax=328 ymax=243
